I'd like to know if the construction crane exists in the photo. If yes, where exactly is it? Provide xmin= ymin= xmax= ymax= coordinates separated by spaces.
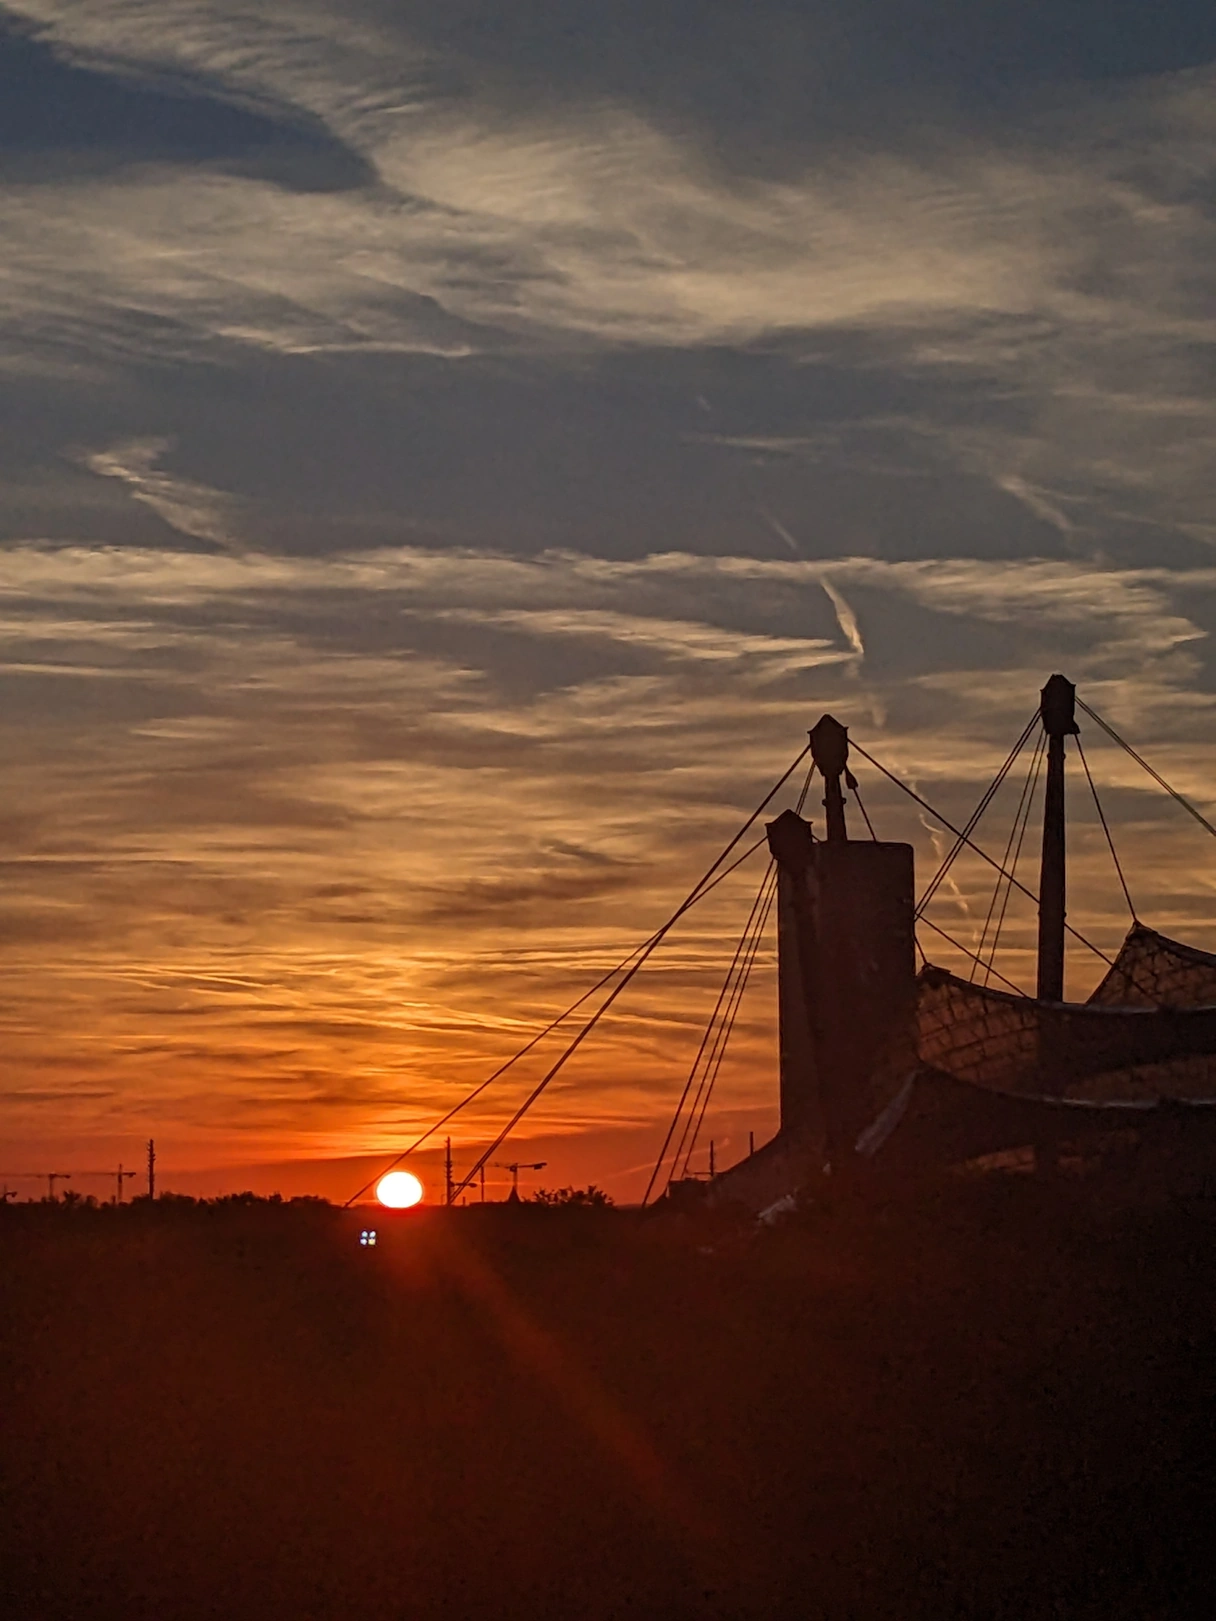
xmin=493 ymin=1161 xmax=547 ymax=1201
xmin=112 ymin=1164 xmax=137 ymax=1203
xmin=45 ymin=1172 xmax=71 ymax=1200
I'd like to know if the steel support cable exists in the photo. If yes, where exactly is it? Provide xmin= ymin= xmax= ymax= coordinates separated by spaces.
xmin=678 ymin=885 xmax=775 ymax=1182
xmin=445 ymin=750 xmax=816 ymax=1201
xmin=648 ymin=862 xmax=774 ymax=1201
xmin=916 ymin=916 xmax=1028 ymax=996
xmin=346 ymin=745 xmax=812 ymax=1207
xmin=851 ymin=741 xmax=1115 ymax=968
xmin=982 ymin=732 xmax=1045 ymax=988
xmin=850 ymin=780 xmax=879 ymax=841
xmin=917 ymin=711 xmax=1039 ymax=915
xmin=970 ymin=730 xmax=1039 ymax=980
xmin=1076 ymin=698 xmax=1216 ymax=843
xmin=450 ymin=885 xmax=747 ymax=1204
xmin=915 ymin=712 xmax=1041 ymax=917
xmin=673 ymin=868 xmax=776 ymax=1172
xmin=642 ymin=859 xmax=776 ymax=1205
xmin=679 ymin=870 xmax=778 ymax=1180
xmin=668 ymin=864 xmax=777 ymax=1186
xmin=971 ymin=730 xmax=1045 ymax=982
xmin=794 ymin=760 xmax=816 ymax=817
xmin=1076 ymin=734 xmax=1137 ymax=921
xmin=345 ymin=831 xmax=771 ymax=1206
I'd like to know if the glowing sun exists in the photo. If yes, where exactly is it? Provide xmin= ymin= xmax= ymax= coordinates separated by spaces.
xmin=376 ymin=1170 xmax=424 ymax=1209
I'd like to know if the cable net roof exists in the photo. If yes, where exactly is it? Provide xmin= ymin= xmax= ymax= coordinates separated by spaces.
xmin=1086 ymin=923 xmax=1216 ymax=1010
xmin=915 ymin=924 xmax=1216 ymax=1105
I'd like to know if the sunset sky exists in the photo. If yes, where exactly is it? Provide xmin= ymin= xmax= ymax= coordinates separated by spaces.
xmin=4 ymin=1 xmax=1216 ymax=1202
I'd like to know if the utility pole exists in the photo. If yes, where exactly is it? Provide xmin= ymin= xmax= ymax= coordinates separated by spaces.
xmin=479 ymin=1164 xmax=485 ymax=1204
xmin=1037 ymin=675 xmax=1077 ymax=1003
xmin=444 ymin=1137 xmax=454 ymax=1207
xmin=709 ymin=1140 xmax=716 ymax=1179
xmin=147 ymin=1138 xmax=156 ymax=1201
xmin=113 ymin=1164 xmax=137 ymax=1204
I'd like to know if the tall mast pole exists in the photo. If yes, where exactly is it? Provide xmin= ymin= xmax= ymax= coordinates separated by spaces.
xmin=809 ymin=714 xmax=850 ymax=843
xmin=1037 ymin=674 xmax=1077 ymax=1003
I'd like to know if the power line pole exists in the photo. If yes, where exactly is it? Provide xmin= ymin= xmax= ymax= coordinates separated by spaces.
xmin=444 ymin=1137 xmax=454 ymax=1207
xmin=709 ymin=1140 xmax=716 ymax=1180
xmin=479 ymin=1163 xmax=485 ymax=1204
xmin=147 ymin=1139 xmax=156 ymax=1201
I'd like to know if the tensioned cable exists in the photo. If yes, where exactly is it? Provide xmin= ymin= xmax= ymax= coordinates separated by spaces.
xmin=668 ymin=879 xmax=774 ymax=1188
xmin=981 ymin=731 xmax=1045 ymax=988
xmin=794 ymin=759 xmax=816 ymax=818
xmin=1076 ymin=733 xmax=1136 ymax=920
xmin=916 ymin=712 xmax=1041 ymax=916
xmin=852 ymin=740 xmax=1115 ymax=968
xmin=446 ymin=746 xmax=816 ymax=1201
xmin=642 ymin=859 xmax=775 ymax=1205
xmin=971 ymin=730 xmax=1040 ymax=979
xmin=678 ymin=869 xmax=778 ymax=1180
xmin=850 ymin=779 xmax=879 ymax=841
xmin=1077 ymin=698 xmax=1216 ymax=842
xmin=664 ymin=760 xmax=810 ymax=1189
xmin=916 ymin=916 xmax=1028 ymax=995
xmin=344 ymin=831 xmax=771 ymax=1206
xmin=917 ymin=712 xmax=1039 ymax=915
xmin=670 ymin=864 xmax=777 ymax=1185
xmin=971 ymin=729 xmax=1045 ymax=982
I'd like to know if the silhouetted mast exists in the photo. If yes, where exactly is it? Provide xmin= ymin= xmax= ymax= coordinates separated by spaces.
xmin=810 ymin=714 xmax=850 ymax=843
xmin=1037 ymin=675 xmax=1077 ymax=1003
xmin=146 ymin=1138 xmax=156 ymax=1201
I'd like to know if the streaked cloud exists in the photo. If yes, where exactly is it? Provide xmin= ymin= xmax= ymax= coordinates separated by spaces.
xmin=82 ymin=438 xmax=244 ymax=548
xmin=4 ymin=539 xmax=1216 ymax=1190
xmin=2 ymin=1 xmax=1215 ymax=1192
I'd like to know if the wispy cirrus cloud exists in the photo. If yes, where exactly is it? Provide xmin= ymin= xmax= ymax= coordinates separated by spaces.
xmin=81 ymin=438 xmax=245 ymax=548
xmin=0 ymin=0 xmax=1211 ymax=572
xmin=4 ymin=538 xmax=1216 ymax=1187
xmin=3 ymin=1 xmax=1216 ymax=1190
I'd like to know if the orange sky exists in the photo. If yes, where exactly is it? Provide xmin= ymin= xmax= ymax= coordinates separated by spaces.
xmin=7 ymin=547 xmax=1216 ymax=1203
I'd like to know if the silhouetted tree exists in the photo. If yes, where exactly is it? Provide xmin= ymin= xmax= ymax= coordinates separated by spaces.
xmin=529 ymin=1185 xmax=614 ymax=1207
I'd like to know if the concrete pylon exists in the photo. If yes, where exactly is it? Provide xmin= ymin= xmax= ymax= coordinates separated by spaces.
xmin=708 ymin=732 xmax=916 ymax=1210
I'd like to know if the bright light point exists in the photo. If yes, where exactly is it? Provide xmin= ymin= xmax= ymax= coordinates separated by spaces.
xmin=376 ymin=1171 xmax=423 ymax=1209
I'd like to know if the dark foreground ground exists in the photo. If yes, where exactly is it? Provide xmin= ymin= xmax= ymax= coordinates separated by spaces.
xmin=2 ymin=1179 xmax=1214 ymax=1621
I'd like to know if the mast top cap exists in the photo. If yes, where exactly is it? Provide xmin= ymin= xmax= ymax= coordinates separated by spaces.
xmin=1040 ymin=674 xmax=1079 ymax=739
xmin=809 ymin=713 xmax=849 ymax=778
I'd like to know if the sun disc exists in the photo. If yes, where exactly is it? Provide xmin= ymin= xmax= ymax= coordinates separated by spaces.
xmin=376 ymin=1170 xmax=424 ymax=1209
